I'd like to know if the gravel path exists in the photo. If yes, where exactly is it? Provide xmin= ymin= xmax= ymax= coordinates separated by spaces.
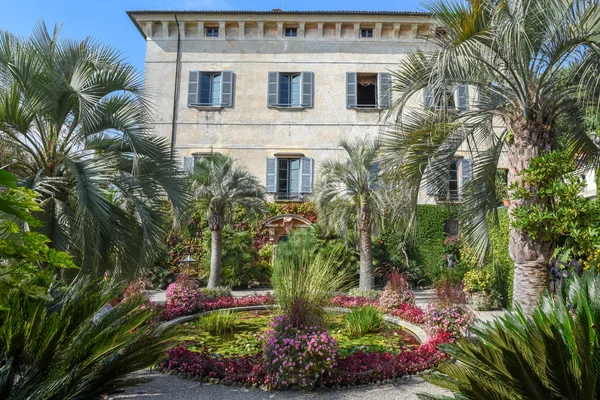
xmin=110 ymin=369 xmax=450 ymax=400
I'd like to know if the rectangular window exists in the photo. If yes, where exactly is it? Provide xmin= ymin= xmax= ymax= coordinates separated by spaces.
xmin=284 ymin=27 xmax=297 ymax=37
xmin=360 ymin=28 xmax=373 ymax=38
xmin=266 ymin=157 xmax=313 ymax=199
xmin=278 ymin=73 xmax=301 ymax=107
xmin=199 ymin=72 xmax=222 ymax=106
xmin=205 ymin=27 xmax=219 ymax=37
xmin=357 ymin=73 xmax=377 ymax=107
xmin=423 ymin=86 xmax=456 ymax=110
xmin=346 ymin=72 xmax=391 ymax=109
xmin=447 ymin=160 xmax=459 ymax=201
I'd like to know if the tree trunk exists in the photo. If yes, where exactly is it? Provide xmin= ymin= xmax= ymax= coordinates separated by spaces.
xmin=507 ymin=119 xmax=556 ymax=314
xmin=358 ymin=210 xmax=374 ymax=291
xmin=207 ymin=228 xmax=222 ymax=288
xmin=207 ymin=213 xmax=225 ymax=288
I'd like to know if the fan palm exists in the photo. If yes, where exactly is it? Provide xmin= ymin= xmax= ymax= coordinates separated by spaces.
xmin=419 ymin=273 xmax=600 ymax=400
xmin=0 ymin=278 xmax=182 ymax=400
xmin=382 ymin=0 xmax=600 ymax=312
xmin=0 ymin=22 xmax=187 ymax=279
xmin=315 ymin=137 xmax=386 ymax=290
xmin=187 ymin=154 xmax=265 ymax=288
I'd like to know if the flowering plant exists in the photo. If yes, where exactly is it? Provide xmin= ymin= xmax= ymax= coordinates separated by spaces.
xmin=378 ymin=289 xmax=415 ymax=312
xmin=165 ymin=279 xmax=204 ymax=318
xmin=387 ymin=303 xmax=425 ymax=324
xmin=262 ymin=316 xmax=339 ymax=389
xmin=329 ymin=295 xmax=378 ymax=308
xmin=423 ymin=304 xmax=475 ymax=338
xmin=463 ymin=269 xmax=493 ymax=293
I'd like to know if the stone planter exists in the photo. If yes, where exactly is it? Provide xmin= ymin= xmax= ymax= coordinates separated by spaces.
xmin=469 ymin=291 xmax=493 ymax=311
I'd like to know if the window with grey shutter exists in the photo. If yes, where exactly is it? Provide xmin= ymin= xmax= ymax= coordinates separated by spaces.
xmin=423 ymin=86 xmax=434 ymax=109
xmin=300 ymin=157 xmax=313 ymax=193
xmin=346 ymin=72 xmax=357 ymax=108
xmin=456 ymin=84 xmax=469 ymax=111
xmin=301 ymin=71 xmax=314 ymax=108
xmin=188 ymin=71 xmax=200 ymax=106
xmin=183 ymin=156 xmax=195 ymax=173
xmin=378 ymin=73 xmax=392 ymax=108
xmin=461 ymin=159 xmax=473 ymax=188
xmin=267 ymin=72 xmax=279 ymax=107
xmin=266 ymin=157 xmax=277 ymax=193
xmin=221 ymin=71 xmax=233 ymax=107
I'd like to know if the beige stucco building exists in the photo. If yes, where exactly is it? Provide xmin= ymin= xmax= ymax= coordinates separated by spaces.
xmin=128 ymin=9 xmax=500 ymax=203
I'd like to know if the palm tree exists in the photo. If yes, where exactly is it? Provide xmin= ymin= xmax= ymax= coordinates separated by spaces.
xmin=382 ymin=0 xmax=600 ymax=313
xmin=0 ymin=278 xmax=182 ymax=400
xmin=421 ymin=274 xmax=600 ymax=400
xmin=315 ymin=137 xmax=386 ymax=291
xmin=188 ymin=154 xmax=265 ymax=288
xmin=0 ymin=22 xmax=187 ymax=279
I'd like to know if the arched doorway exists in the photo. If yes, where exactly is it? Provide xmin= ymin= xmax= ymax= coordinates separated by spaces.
xmin=263 ymin=214 xmax=313 ymax=245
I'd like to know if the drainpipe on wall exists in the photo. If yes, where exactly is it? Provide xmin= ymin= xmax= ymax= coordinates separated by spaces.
xmin=171 ymin=14 xmax=182 ymax=156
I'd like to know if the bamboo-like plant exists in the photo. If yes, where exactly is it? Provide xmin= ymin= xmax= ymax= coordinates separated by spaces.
xmin=271 ymin=232 xmax=351 ymax=328
xmin=419 ymin=273 xmax=600 ymax=400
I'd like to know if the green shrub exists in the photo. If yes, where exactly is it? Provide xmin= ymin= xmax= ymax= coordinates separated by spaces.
xmin=487 ymin=209 xmax=513 ymax=307
xmin=200 ymin=286 xmax=232 ymax=299
xmin=344 ymin=306 xmax=383 ymax=338
xmin=272 ymin=232 xmax=350 ymax=327
xmin=424 ymin=273 xmax=600 ymax=399
xmin=414 ymin=205 xmax=457 ymax=283
xmin=198 ymin=310 xmax=237 ymax=336
xmin=348 ymin=288 xmax=382 ymax=300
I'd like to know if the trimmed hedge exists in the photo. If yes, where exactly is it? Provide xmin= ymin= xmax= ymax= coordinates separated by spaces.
xmin=413 ymin=205 xmax=456 ymax=283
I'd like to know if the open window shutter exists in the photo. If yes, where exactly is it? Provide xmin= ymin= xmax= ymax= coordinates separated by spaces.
xmin=456 ymin=84 xmax=469 ymax=111
xmin=423 ymin=86 xmax=434 ymax=109
xmin=461 ymin=159 xmax=473 ymax=188
xmin=268 ymin=72 xmax=279 ymax=107
xmin=221 ymin=71 xmax=233 ymax=107
xmin=378 ymin=73 xmax=392 ymax=108
xmin=187 ymin=71 xmax=200 ymax=106
xmin=301 ymin=71 xmax=314 ymax=108
xmin=300 ymin=157 xmax=313 ymax=193
xmin=183 ymin=156 xmax=195 ymax=173
xmin=346 ymin=72 xmax=357 ymax=108
xmin=266 ymin=157 xmax=277 ymax=193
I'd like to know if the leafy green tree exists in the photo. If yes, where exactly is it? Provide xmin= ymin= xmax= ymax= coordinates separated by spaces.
xmin=420 ymin=273 xmax=600 ymax=400
xmin=383 ymin=0 xmax=600 ymax=312
xmin=187 ymin=154 xmax=265 ymax=288
xmin=315 ymin=137 xmax=386 ymax=290
xmin=0 ymin=278 xmax=181 ymax=399
xmin=0 ymin=22 xmax=186 ymax=279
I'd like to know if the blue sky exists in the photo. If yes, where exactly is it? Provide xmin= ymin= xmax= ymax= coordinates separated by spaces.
xmin=0 ymin=0 xmax=426 ymax=73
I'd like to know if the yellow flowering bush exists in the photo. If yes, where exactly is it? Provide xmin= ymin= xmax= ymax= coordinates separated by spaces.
xmin=463 ymin=269 xmax=493 ymax=293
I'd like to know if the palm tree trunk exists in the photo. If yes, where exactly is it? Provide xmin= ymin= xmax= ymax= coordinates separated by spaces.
xmin=207 ymin=212 xmax=225 ymax=288
xmin=507 ymin=119 xmax=556 ymax=314
xmin=358 ymin=210 xmax=374 ymax=291
xmin=207 ymin=228 xmax=222 ymax=288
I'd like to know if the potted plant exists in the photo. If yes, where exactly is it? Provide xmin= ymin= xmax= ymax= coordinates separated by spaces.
xmin=463 ymin=269 xmax=494 ymax=311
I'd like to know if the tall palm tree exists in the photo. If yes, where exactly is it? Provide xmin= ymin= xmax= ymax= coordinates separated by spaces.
xmin=188 ymin=154 xmax=265 ymax=288
xmin=382 ymin=0 xmax=600 ymax=313
xmin=0 ymin=22 xmax=187 ymax=279
xmin=315 ymin=137 xmax=386 ymax=291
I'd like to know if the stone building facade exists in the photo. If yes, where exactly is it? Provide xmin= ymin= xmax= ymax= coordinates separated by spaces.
xmin=128 ymin=10 xmax=501 ymax=204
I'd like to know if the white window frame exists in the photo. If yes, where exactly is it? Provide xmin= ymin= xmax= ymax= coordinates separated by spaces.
xmin=284 ymin=27 xmax=298 ymax=37
xmin=199 ymin=72 xmax=222 ymax=107
xmin=360 ymin=28 xmax=373 ymax=38
xmin=205 ymin=27 xmax=219 ymax=37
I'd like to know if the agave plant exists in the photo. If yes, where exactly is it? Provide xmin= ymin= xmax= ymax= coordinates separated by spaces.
xmin=0 ymin=279 xmax=182 ymax=400
xmin=419 ymin=273 xmax=600 ymax=400
xmin=0 ymin=22 xmax=187 ymax=278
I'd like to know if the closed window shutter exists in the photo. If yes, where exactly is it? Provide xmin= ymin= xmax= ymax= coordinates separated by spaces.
xmin=266 ymin=157 xmax=277 ymax=193
xmin=183 ymin=156 xmax=195 ymax=173
xmin=346 ymin=72 xmax=357 ymax=108
xmin=378 ymin=72 xmax=392 ymax=108
xmin=300 ymin=157 xmax=313 ymax=193
xmin=423 ymin=86 xmax=434 ymax=109
xmin=221 ymin=71 xmax=233 ymax=107
xmin=456 ymin=84 xmax=469 ymax=111
xmin=188 ymin=71 xmax=200 ymax=106
xmin=461 ymin=159 xmax=473 ymax=188
xmin=268 ymin=72 xmax=279 ymax=107
xmin=301 ymin=71 xmax=314 ymax=108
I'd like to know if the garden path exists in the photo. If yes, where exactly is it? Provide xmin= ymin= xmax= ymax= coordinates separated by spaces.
xmin=109 ymin=369 xmax=450 ymax=400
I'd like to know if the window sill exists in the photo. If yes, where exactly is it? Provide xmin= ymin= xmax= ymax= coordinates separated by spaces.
xmin=270 ymin=106 xmax=306 ymax=111
xmin=189 ymin=105 xmax=225 ymax=111
xmin=351 ymin=107 xmax=384 ymax=112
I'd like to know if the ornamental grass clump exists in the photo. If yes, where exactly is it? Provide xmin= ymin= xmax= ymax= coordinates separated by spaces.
xmin=271 ymin=232 xmax=350 ymax=328
xmin=344 ymin=306 xmax=384 ymax=338
xmin=199 ymin=310 xmax=237 ymax=336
